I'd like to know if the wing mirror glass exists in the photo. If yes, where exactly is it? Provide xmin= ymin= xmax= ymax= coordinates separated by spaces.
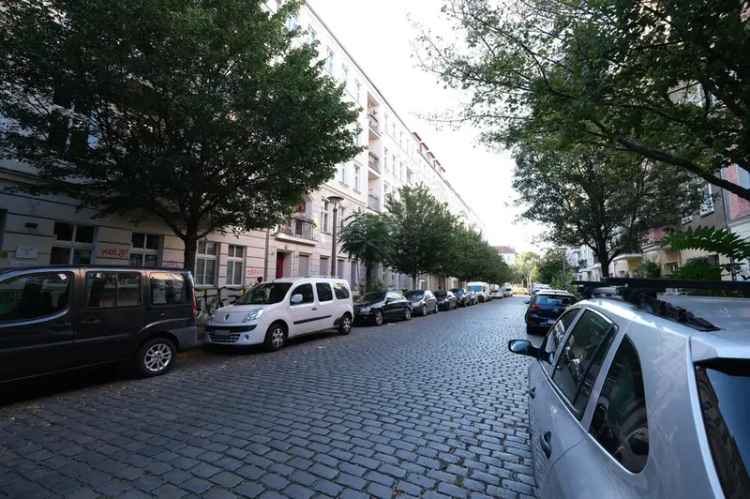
xmin=290 ymin=294 xmax=303 ymax=305
xmin=508 ymin=339 xmax=542 ymax=358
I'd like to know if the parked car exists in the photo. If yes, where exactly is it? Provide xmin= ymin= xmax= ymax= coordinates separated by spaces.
xmin=525 ymin=289 xmax=577 ymax=334
xmin=489 ymin=284 xmax=504 ymax=300
xmin=206 ymin=278 xmax=353 ymax=351
xmin=0 ymin=266 xmax=199 ymax=383
xmin=531 ymin=283 xmax=551 ymax=295
xmin=435 ymin=290 xmax=458 ymax=311
xmin=508 ymin=278 xmax=750 ymax=499
xmin=503 ymin=283 xmax=513 ymax=297
xmin=466 ymin=281 xmax=490 ymax=303
xmin=405 ymin=289 xmax=438 ymax=316
xmin=353 ymin=290 xmax=411 ymax=326
xmin=451 ymin=287 xmax=476 ymax=307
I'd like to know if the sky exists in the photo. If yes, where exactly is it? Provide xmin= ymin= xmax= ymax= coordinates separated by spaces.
xmin=307 ymin=0 xmax=546 ymax=254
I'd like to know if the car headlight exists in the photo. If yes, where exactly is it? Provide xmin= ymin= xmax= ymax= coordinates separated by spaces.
xmin=243 ymin=310 xmax=264 ymax=323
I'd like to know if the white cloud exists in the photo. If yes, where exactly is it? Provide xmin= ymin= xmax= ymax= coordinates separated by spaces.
xmin=307 ymin=0 xmax=546 ymax=253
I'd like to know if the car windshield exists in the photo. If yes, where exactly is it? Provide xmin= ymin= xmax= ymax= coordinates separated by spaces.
xmin=358 ymin=292 xmax=385 ymax=303
xmin=405 ymin=291 xmax=424 ymax=301
xmin=537 ymin=295 xmax=575 ymax=306
xmin=695 ymin=363 xmax=750 ymax=495
xmin=236 ymin=283 xmax=292 ymax=305
xmin=451 ymin=288 xmax=464 ymax=295
xmin=468 ymin=285 xmax=482 ymax=292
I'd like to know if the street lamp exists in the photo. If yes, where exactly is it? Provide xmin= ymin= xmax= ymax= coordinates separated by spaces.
xmin=327 ymin=195 xmax=344 ymax=278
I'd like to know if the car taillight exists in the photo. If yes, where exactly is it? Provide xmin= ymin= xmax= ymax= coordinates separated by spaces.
xmin=192 ymin=291 xmax=198 ymax=320
xmin=530 ymin=304 xmax=540 ymax=311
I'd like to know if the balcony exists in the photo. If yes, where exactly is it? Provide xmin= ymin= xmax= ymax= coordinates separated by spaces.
xmin=368 ymin=114 xmax=381 ymax=135
xmin=276 ymin=218 xmax=319 ymax=245
xmin=368 ymin=194 xmax=381 ymax=212
xmin=368 ymin=152 xmax=381 ymax=173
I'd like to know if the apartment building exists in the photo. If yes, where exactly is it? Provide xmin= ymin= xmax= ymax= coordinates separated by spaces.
xmin=0 ymin=2 xmax=482 ymax=298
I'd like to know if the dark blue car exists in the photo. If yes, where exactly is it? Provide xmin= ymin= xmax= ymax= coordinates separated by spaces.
xmin=524 ymin=289 xmax=576 ymax=334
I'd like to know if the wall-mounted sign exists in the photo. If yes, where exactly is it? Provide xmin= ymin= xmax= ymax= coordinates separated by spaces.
xmin=97 ymin=246 xmax=129 ymax=259
xmin=15 ymin=246 xmax=38 ymax=259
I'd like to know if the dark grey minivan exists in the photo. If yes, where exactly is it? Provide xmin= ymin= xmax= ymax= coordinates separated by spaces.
xmin=0 ymin=266 xmax=199 ymax=383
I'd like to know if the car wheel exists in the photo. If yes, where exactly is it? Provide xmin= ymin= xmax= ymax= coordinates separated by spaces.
xmin=420 ymin=305 xmax=426 ymax=316
xmin=264 ymin=322 xmax=287 ymax=351
xmin=433 ymin=303 xmax=439 ymax=314
xmin=339 ymin=314 xmax=353 ymax=335
xmin=373 ymin=310 xmax=384 ymax=326
xmin=136 ymin=337 xmax=176 ymax=377
xmin=403 ymin=307 xmax=412 ymax=321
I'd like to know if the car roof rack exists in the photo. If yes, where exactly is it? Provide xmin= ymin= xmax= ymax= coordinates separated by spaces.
xmin=573 ymin=279 xmax=750 ymax=332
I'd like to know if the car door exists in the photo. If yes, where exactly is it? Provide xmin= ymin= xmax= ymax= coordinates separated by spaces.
xmin=146 ymin=271 xmax=192 ymax=333
xmin=535 ymin=309 xmax=619 ymax=497
xmin=77 ymin=270 xmax=144 ymax=363
xmin=0 ymin=270 xmax=78 ymax=382
xmin=314 ymin=282 xmax=337 ymax=331
xmin=383 ymin=292 xmax=402 ymax=319
xmin=288 ymin=283 xmax=317 ymax=336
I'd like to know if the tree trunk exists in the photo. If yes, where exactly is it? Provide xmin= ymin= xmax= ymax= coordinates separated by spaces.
xmin=412 ymin=273 xmax=419 ymax=290
xmin=182 ymin=228 xmax=199 ymax=274
xmin=365 ymin=262 xmax=373 ymax=291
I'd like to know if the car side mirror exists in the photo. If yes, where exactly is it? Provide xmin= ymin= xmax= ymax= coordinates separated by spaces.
xmin=291 ymin=294 xmax=303 ymax=305
xmin=524 ymin=300 xmax=530 ymax=305
xmin=508 ymin=339 xmax=542 ymax=359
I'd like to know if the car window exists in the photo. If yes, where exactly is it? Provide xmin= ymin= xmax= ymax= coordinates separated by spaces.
xmin=150 ymin=272 xmax=187 ymax=305
xmin=0 ymin=272 xmax=72 ymax=322
xmin=316 ymin=283 xmax=333 ymax=302
xmin=386 ymin=291 xmax=401 ymax=301
xmin=542 ymin=308 xmax=580 ymax=375
xmin=291 ymin=284 xmax=314 ymax=305
xmin=117 ymin=273 xmax=142 ymax=306
xmin=238 ymin=283 xmax=291 ymax=305
xmin=86 ymin=272 xmax=117 ymax=308
xmin=695 ymin=363 xmax=750 ymax=497
xmin=552 ymin=310 xmax=615 ymax=417
xmin=537 ymin=295 xmax=575 ymax=306
xmin=333 ymin=283 xmax=350 ymax=300
xmin=590 ymin=337 xmax=649 ymax=473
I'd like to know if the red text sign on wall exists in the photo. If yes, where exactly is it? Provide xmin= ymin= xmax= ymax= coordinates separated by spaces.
xmin=98 ymin=247 xmax=130 ymax=259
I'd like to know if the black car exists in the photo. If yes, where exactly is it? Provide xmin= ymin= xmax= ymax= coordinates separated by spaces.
xmin=451 ymin=288 xmax=476 ymax=307
xmin=405 ymin=290 xmax=438 ymax=316
xmin=353 ymin=290 xmax=411 ymax=326
xmin=435 ymin=290 xmax=458 ymax=311
xmin=524 ymin=289 xmax=577 ymax=334
xmin=0 ymin=266 xmax=199 ymax=384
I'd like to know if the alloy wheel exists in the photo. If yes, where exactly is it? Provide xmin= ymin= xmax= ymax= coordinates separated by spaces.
xmin=144 ymin=343 xmax=173 ymax=374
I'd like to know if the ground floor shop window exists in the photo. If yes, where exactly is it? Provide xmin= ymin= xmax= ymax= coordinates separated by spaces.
xmin=130 ymin=232 xmax=160 ymax=267
xmin=51 ymin=222 xmax=94 ymax=265
xmin=195 ymin=240 xmax=218 ymax=286
xmin=226 ymin=245 xmax=244 ymax=286
xmin=298 ymin=254 xmax=310 ymax=277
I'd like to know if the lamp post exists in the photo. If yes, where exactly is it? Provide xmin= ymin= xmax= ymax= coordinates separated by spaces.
xmin=327 ymin=195 xmax=344 ymax=278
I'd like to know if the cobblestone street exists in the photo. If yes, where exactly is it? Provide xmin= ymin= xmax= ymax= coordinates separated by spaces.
xmin=0 ymin=298 xmax=535 ymax=499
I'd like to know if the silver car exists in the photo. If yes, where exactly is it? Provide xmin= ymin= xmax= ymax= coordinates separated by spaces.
xmin=509 ymin=282 xmax=750 ymax=499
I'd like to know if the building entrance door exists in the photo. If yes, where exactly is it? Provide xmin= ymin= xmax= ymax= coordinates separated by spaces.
xmin=275 ymin=253 xmax=286 ymax=279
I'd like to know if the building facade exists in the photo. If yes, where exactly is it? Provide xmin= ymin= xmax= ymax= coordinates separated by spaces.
xmin=494 ymin=246 xmax=517 ymax=267
xmin=0 ymin=3 xmax=483 ymax=301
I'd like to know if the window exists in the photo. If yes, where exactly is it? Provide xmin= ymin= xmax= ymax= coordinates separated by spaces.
xmin=553 ymin=310 xmax=615 ymax=416
xmin=85 ymin=271 xmax=142 ymax=308
xmin=338 ymin=207 xmax=346 ymax=232
xmin=0 ymin=272 xmax=71 ymax=322
xmin=739 ymin=165 xmax=750 ymax=189
xmin=337 ymin=259 xmax=345 ymax=279
xmin=695 ymin=363 xmax=750 ymax=497
xmin=334 ymin=282 xmax=350 ymax=300
xmin=298 ymin=254 xmax=310 ymax=277
xmin=319 ymin=256 xmax=330 ymax=277
xmin=150 ymin=272 xmax=187 ymax=305
xmin=51 ymin=222 xmax=94 ymax=265
xmin=226 ymin=245 xmax=244 ymax=286
xmin=384 ymin=148 xmax=389 ymax=172
xmin=195 ymin=240 xmax=218 ymax=286
xmin=325 ymin=47 xmax=335 ymax=74
xmin=130 ymin=232 xmax=160 ymax=267
xmin=590 ymin=337 xmax=649 ymax=473
xmin=341 ymin=63 xmax=349 ymax=85
xmin=321 ymin=201 xmax=331 ymax=234
xmin=355 ymin=80 xmax=361 ymax=102
xmin=700 ymin=183 xmax=715 ymax=216
xmin=316 ymin=282 xmax=334 ymax=302
xmin=354 ymin=165 xmax=361 ymax=193
xmin=542 ymin=308 xmax=580 ymax=374
xmin=291 ymin=283 xmax=314 ymax=304
xmin=308 ymin=26 xmax=317 ymax=45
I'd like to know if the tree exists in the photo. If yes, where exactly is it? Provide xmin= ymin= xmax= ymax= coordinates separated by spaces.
xmin=448 ymin=224 xmax=511 ymax=284
xmin=0 ymin=0 xmax=361 ymax=271
xmin=664 ymin=226 xmax=750 ymax=280
xmin=422 ymin=0 xmax=750 ymax=201
xmin=385 ymin=184 xmax=456 ymax=286
xmin=338 ymin=211 xmax=391 ymax=292
xmin=537 ymin=248 xmax=573 ymax=286
xmin=513 ymin=142 xmax=700 ymax=278
xmin=513 ymin=251 xmax=541 ymax=288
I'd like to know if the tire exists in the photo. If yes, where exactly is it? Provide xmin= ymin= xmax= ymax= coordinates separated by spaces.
xmin=403 ymin=307 xmax=412 ymax=321
xmin=135 ymin=336 xmax=176 ymax=378
xmin=420 ymin=305 xmax=427 ymax=316
xmin=338 ymin=314 xmax=353 ymax=335
xmin=264 ymin=322 xmax=287 ymax=351
xmin=373 ymin=310 xmax=384 ymax=326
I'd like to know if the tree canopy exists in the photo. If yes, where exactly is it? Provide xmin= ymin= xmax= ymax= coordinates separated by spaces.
xmin=338 ymin=211 xmax=391 ymax=291
xmin=422 ymin=0 xmax=750 ymax=201
xmin=0 ymin=0 xmax=361 ymax=270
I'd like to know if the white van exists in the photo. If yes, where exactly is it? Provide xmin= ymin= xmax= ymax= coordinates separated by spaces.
xmin=489 ymin=284 xmax=504 ymax=300
xmin=466 ymin=281 xmax=490 ymax=303
xmin=206 ymin=278 xmax=354 ymax=351
xmin=503 ymin=283 xmax=513 ymax=297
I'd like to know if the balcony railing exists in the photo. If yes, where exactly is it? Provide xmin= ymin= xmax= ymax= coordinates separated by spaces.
xmin=277 ymin=218 xmax=319 ymax=242
xmin=368 ymin=114 xmax=380 ymax=134
xmin=368 ymin=194 xmax=381 ymax=212
xmin=368 ymin=152 xmax=380 ymax=173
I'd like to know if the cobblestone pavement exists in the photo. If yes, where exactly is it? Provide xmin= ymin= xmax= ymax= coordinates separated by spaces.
xmin=0 ymin=297 xmax=536 ymax=499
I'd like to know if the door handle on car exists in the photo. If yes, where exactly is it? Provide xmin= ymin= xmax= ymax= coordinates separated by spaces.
xmin=540 ymin=431 xmax=552 ymax=459
xmin=312 ymin=307 xmax=318 ymax=311
xmin=528 ymin=387 xmax=536 ymax=399
xmin=80 ymin=318 xmax=102 ymax=326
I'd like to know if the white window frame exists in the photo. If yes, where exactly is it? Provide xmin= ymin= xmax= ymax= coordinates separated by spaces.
xmin=226 ymin=244 xmax=245 ymax=287
xmin=354 ymin=164 xmax=361 ymax=193
xmin=699 ymin=183 xmax=715 ymax=216
xmin=130 ymin=232 xmax=160 ymax=267
xmin=321 ymin=200 xmax=331 ymax=234
xmin=195 ymin=240 xmax=219 ymax=287
xmin=51 ymin=222 xmax=95 ymax=265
